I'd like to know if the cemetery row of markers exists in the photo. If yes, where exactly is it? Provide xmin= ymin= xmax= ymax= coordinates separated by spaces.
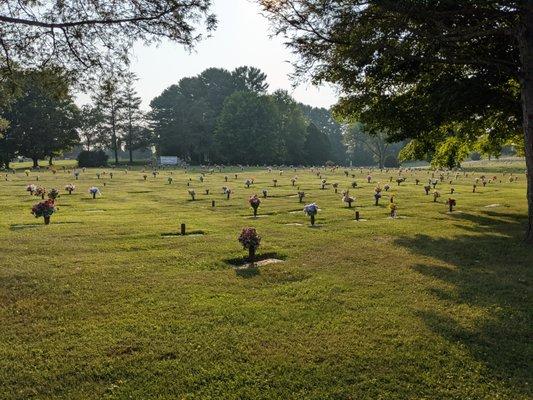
xmin=8 ymin=165 xmax=523 ymax=264
xmin=15 ymin=167 xmax=518 ymax=225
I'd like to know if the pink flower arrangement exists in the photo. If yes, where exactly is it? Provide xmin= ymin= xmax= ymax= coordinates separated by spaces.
xmin=34 ymin=186 xmax=47 ymax=199
xmin=249 ymin=195 xmax=261 ymax=216
xmin=238 ymin=227 xmax=261 ymax=262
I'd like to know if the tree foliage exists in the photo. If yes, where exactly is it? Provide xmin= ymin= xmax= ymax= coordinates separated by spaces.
xmin=299 ymin=104 xmax=346 ymax=164
xmin=260 ymin=1 xmax=521 ymax=157
xmin=122 ymin=73 xmax=149 ymax=163
xmin=272 ymin=90 xmax=307 ymax=164
xmin=79 ymin=105 xmax=103 ymax=151
xmin=150 ymin=66 xmax=352 ymax=165
xmin=92 ymin=78 xmax=123 ymax=164
xmin=304 ymin=122 xmax=331 ymax=165
xmin=151 ymin=66 xmax=268 ymax=163
xmin=0 ymin=0 xmax=216 ymax=81
xmin=344 ymin=123 xmax=402 ymax=169
xmin=77 ymin=150 xmax=109 ymax=168
xmin=0 ymin=69 xmax=79 ymax=167
xmin=260 ymin=0 xmax=533 ymax=241
xmin=215 ymin=91 xmax=283 ymax=164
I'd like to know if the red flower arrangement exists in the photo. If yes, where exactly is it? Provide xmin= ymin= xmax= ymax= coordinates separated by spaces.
xmin=31 ymin=199 xmax=56 ymax=224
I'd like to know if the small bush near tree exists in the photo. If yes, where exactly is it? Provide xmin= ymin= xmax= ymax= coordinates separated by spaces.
xmin=384 ymin=155 xmax=400 ymax=168
xmin=77 ymin=150 xmax=109 ymax=168
xmin=470 ymin=152 xmax=482 ymax=161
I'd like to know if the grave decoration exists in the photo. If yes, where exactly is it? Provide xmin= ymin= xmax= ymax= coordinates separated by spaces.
xmin=65 ymin=184 xmax=76 ymax=194
xmin=89 ymin=187 xmax=101 ymax=199
xmin=238 ymin=227 xmax=261 ymax=263
xmin=342 ymin=192 xmax=355 ymax=208
xmin=31 ymin=199 xmax=56 ymax=225
xmin=303 ymin=203 xmax=319 ymax=226
xmin=26 ymin=184 xmax=36 ymax=195
xmin=249 ymin=195 xmax=261 ymax=217
xmin=48 ymin=188 xmax=60 ymax=200
xmin=374 ymin=186 xmax=382 ymax=206
xmin=389 ymin=202 xmax=397 ymax=218
xmin=447 ymin=198 xmax=456 ymax=212
xmin=35 ymin=186 xmax=47 ymax=199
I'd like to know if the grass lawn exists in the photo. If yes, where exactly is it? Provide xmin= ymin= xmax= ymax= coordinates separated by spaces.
xmin=1 ymin=165 xmax=531 ymax=399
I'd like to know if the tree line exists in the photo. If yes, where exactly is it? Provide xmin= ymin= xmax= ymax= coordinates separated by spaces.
xmin=1 ymin=65 xmax=406 ymax=169
xmin=150 ymin=66 xmax=349 ymax=165
xmin=149 ymin=66 xmax=405 ymax=166
xmin=0 ymin=69 xmax=151 ymax=168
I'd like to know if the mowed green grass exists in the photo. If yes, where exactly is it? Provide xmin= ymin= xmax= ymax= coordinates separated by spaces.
xmin=1 ymin=165 xmax=531 ymax=399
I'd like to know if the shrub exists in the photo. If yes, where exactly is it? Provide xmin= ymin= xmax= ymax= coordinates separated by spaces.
xmin=470 ymin=152 xmax=481 ymax=161
xmin=383 ymin=155 xmax=400 ymax=168
xmin=77 ymin=150 xmax=108 ymax=168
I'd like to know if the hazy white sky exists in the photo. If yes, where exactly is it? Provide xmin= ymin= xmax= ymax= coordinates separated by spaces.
xmin=108 ymin=0 xmax=338 ymax=110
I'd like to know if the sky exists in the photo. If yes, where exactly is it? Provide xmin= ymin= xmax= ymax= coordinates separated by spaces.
xmin=84 ymin=0 xmax=338 ymax=110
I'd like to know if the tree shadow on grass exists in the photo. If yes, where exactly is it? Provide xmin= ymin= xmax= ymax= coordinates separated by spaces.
xmin=235 ymin=265 xmax=260 ymax=278
xmin=10 ymin=221 xmax=83 ymax=230
xmin=395 ymin=211 xmax=532 ymax=394
xmin=160 ymin=230 xmax=205 ymax=237
xmin=224 ymin=252 xmax=286 ymax=267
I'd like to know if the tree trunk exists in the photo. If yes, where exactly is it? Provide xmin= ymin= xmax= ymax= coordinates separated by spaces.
xmin=112 ymin=128 xmax=119 ymax=164
xmin=48 ymin=155 xmax=53 ymax=166
xmin=32 ymin=157 xmax=38 ymax=168
xmin=128 ymin=116 xmax=134 ymax=164
xmin=519 ymin=5 xmax=533 ymax=243
xmin=112 ymin=106 xmax=119 ymax=165
xmin=378 ymin=154 xmax=384 ymax=170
